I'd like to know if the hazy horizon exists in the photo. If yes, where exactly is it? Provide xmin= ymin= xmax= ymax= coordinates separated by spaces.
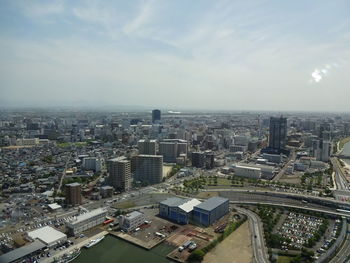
xmin=1 ymin=1 xmax=350 ymax=111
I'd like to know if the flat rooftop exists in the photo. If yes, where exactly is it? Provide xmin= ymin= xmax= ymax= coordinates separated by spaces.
xmin=178 ymin=199 xmax=201 ymax=213
xmin=125 ymin=211 xmax=144 ymax=220
xmin=108 ymin=156 xmax=128 ymax=162
xmin=28 ymin=226 xmax=66 ymax=245
xmin=67 ymin=208 xmax=107 ymax=226
xmin=66 ymin=182 xmax=81 ymax=187
xmin=160 ymin=197 xmax=187 ymax=207
xmin=194 ymin=197 xmax=228 ymax=211
xmin=47 ymin=203 xmax=62 ymax=210
xmin=234 ymin=165 xmax=261 ymax=171
xmin=0 ymin=240 xmax=45 ymax=263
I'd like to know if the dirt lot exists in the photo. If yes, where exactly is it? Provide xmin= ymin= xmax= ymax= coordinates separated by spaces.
xmin=279 ymin=173 xmax=301 ymax=184
xmin=203 ymin=221 xmax=252 ymax=263
xmin=196 ymin=191 xmax=219 ymax=199
xmin=163 ymin=165 xmax=173 ymax=178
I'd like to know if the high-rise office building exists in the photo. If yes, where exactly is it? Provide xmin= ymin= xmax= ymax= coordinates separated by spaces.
xmin=192 ymin=152 xmax=205 ymax=168
xmin=319 ymin=122 xmax=331 ymax=139
xmin=312 ymin=139 xmax=331 ymax=162
xmin=107 ymin=157 xmax=131 ymax=192
xmin=134 ymin=155 xmax=163 ymax=184
xmin=65 ymin=183 xmax=82 ymax=206
xmin=152 ymin=109 xmax=161 ymax=124
xmin=268 ymin=117 xmax=287 ymax=150
xmin=138 ymin=139 xmax=157 ymax=155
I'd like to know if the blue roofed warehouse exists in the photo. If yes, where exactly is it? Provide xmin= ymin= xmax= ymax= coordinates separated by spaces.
xmin=192 ymin=197 xmax=229 ymax=226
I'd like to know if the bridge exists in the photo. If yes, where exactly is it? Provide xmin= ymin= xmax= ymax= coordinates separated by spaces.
xmin=333 ymin=154 xmax=350 ymax=159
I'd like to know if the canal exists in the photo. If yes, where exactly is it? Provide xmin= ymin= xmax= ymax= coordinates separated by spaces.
xmin=73 ymin=235 xmax=175 ymax=263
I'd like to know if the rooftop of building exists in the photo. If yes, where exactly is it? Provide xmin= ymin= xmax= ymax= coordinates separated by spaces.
xmin=194 ymin=197 xmax=228 ymax=211
xmin=67 ymin=208 xmax=107 ymax=226
xmin=125 ymin=211 xmax=144 ymax=220
xmin=234 ymin=165 xmax=261 ymax=171
xmin=137 ymin=154 xmax=163 ymax=158
xmin=0 ymin=240 xmax=46 ymax=263
xmin=47 ymin=203 xmax=62 ymax=210
xmin=28 ymin=226 xmax=66 ymax=245
xmin=66 ymin=182 xmax=81 ymax=187
xmin=160 ymin=197 xmax=187 ymax=207
xmin=108 ymin=156 xmax=128 ymax=162
xmin=178 ymin=198 xmax=202 ymax=213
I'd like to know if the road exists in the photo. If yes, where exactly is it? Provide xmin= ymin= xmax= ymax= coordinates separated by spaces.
xmin=331 ymin=157 xmax=349 ymax=190
xmin=329 ymin=224 xmax=350 ymax=263
xmin=235 ymin=206 xmax=269 ymax=263
xmin=272 ymin=149 xmax=296 ymax=181
xmin=203 ymin=188 xmax=350 ymax=210
xmin=57 ymin=153 xmax=72 ymax=194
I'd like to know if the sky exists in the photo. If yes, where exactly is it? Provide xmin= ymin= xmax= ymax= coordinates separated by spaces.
xmin=0 ymin=0 xmax=349 ymax=112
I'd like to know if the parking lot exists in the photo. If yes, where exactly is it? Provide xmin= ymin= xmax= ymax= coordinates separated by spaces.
xmin=277 ymin=212 xmax=324 ymax=249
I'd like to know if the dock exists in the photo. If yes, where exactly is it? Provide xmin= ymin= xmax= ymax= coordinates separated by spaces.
xmin=109 ymin=231 xmax=165 ymax=250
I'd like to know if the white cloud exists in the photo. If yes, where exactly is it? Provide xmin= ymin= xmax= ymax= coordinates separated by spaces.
xmin=122 ymin=0 xmax=155 ymax=35
xmin=311 ymin=69 xmax=322 ymax=83
xmin=18 ymin=1 xmax=64 ymax=17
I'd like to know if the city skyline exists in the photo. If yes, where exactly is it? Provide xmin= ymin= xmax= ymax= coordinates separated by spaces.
xmin=1 ymin=0 xmax=350 ymax=111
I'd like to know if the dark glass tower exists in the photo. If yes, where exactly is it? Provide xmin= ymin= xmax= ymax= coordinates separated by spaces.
xmin=268 ymin=116 xmax=287 ymax=150
xmin=152 ymin=109 xmax=161 ymax=123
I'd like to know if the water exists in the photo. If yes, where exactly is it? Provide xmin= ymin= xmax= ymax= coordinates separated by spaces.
xmin=341 ymin=141 xmax=350 ymax=165
xmin=73 ymin=235 xmax=175 ymax=263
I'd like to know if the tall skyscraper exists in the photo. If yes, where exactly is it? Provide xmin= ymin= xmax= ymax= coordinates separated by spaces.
xmin=268 ymin=117 xmax=287 ymax=150
xmin=133 ymin=155 xmax=163 ymax=184
xmin=138 ymin=139 xmax=157 ymax=155
xmin=65 ymin=183 xmax=82 ymax=206
xmin=107 ymin=157 xmax=131 ymax=192
xmin=152 ymin=109 xmax=161 ymax=124
xmin=312 ymin=139 xmax=331 ymax=162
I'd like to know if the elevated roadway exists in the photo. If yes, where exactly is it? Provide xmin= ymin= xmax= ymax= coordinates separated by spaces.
xmin=203 ymin=188 xmax=350 ymax=210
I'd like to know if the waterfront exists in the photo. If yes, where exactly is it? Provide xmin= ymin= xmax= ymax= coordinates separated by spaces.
xmin=73 ymin=235 xmax=175 ymax=263
xmin=342 ymin=141 xmax=350 ymax=165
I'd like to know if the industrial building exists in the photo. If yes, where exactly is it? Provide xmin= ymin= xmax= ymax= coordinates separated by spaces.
xmin=159 ymin=197 xmax=202 ymax=224
xmin=119 ymin=211 xmax=146 ymax=232
xmin=192 ymin=197 xmax=229 ymax=227
xmin=66 ymin=208 xmax=108 ymax=236
xmin=133 ymin=154 xmax=163 ymax=184
xmin=27 ymin=226 xmax=67 ymax=247
xmin=233 ymin=165 xmax=261 ymax=179
xmin=0 ymin=240 xmax=46 ymax=263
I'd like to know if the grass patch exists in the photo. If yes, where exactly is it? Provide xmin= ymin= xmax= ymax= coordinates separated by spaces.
xmin=115 ymin=201 xmax=136 ymax=209
xmin=57 ymin=142 xmax=87 ymax=148
xmin=277 ymin=255 xmax=295 ymax=263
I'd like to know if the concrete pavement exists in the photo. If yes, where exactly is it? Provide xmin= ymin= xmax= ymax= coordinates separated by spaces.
xmin=235 ymin=206 xmax=269 ymax=263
